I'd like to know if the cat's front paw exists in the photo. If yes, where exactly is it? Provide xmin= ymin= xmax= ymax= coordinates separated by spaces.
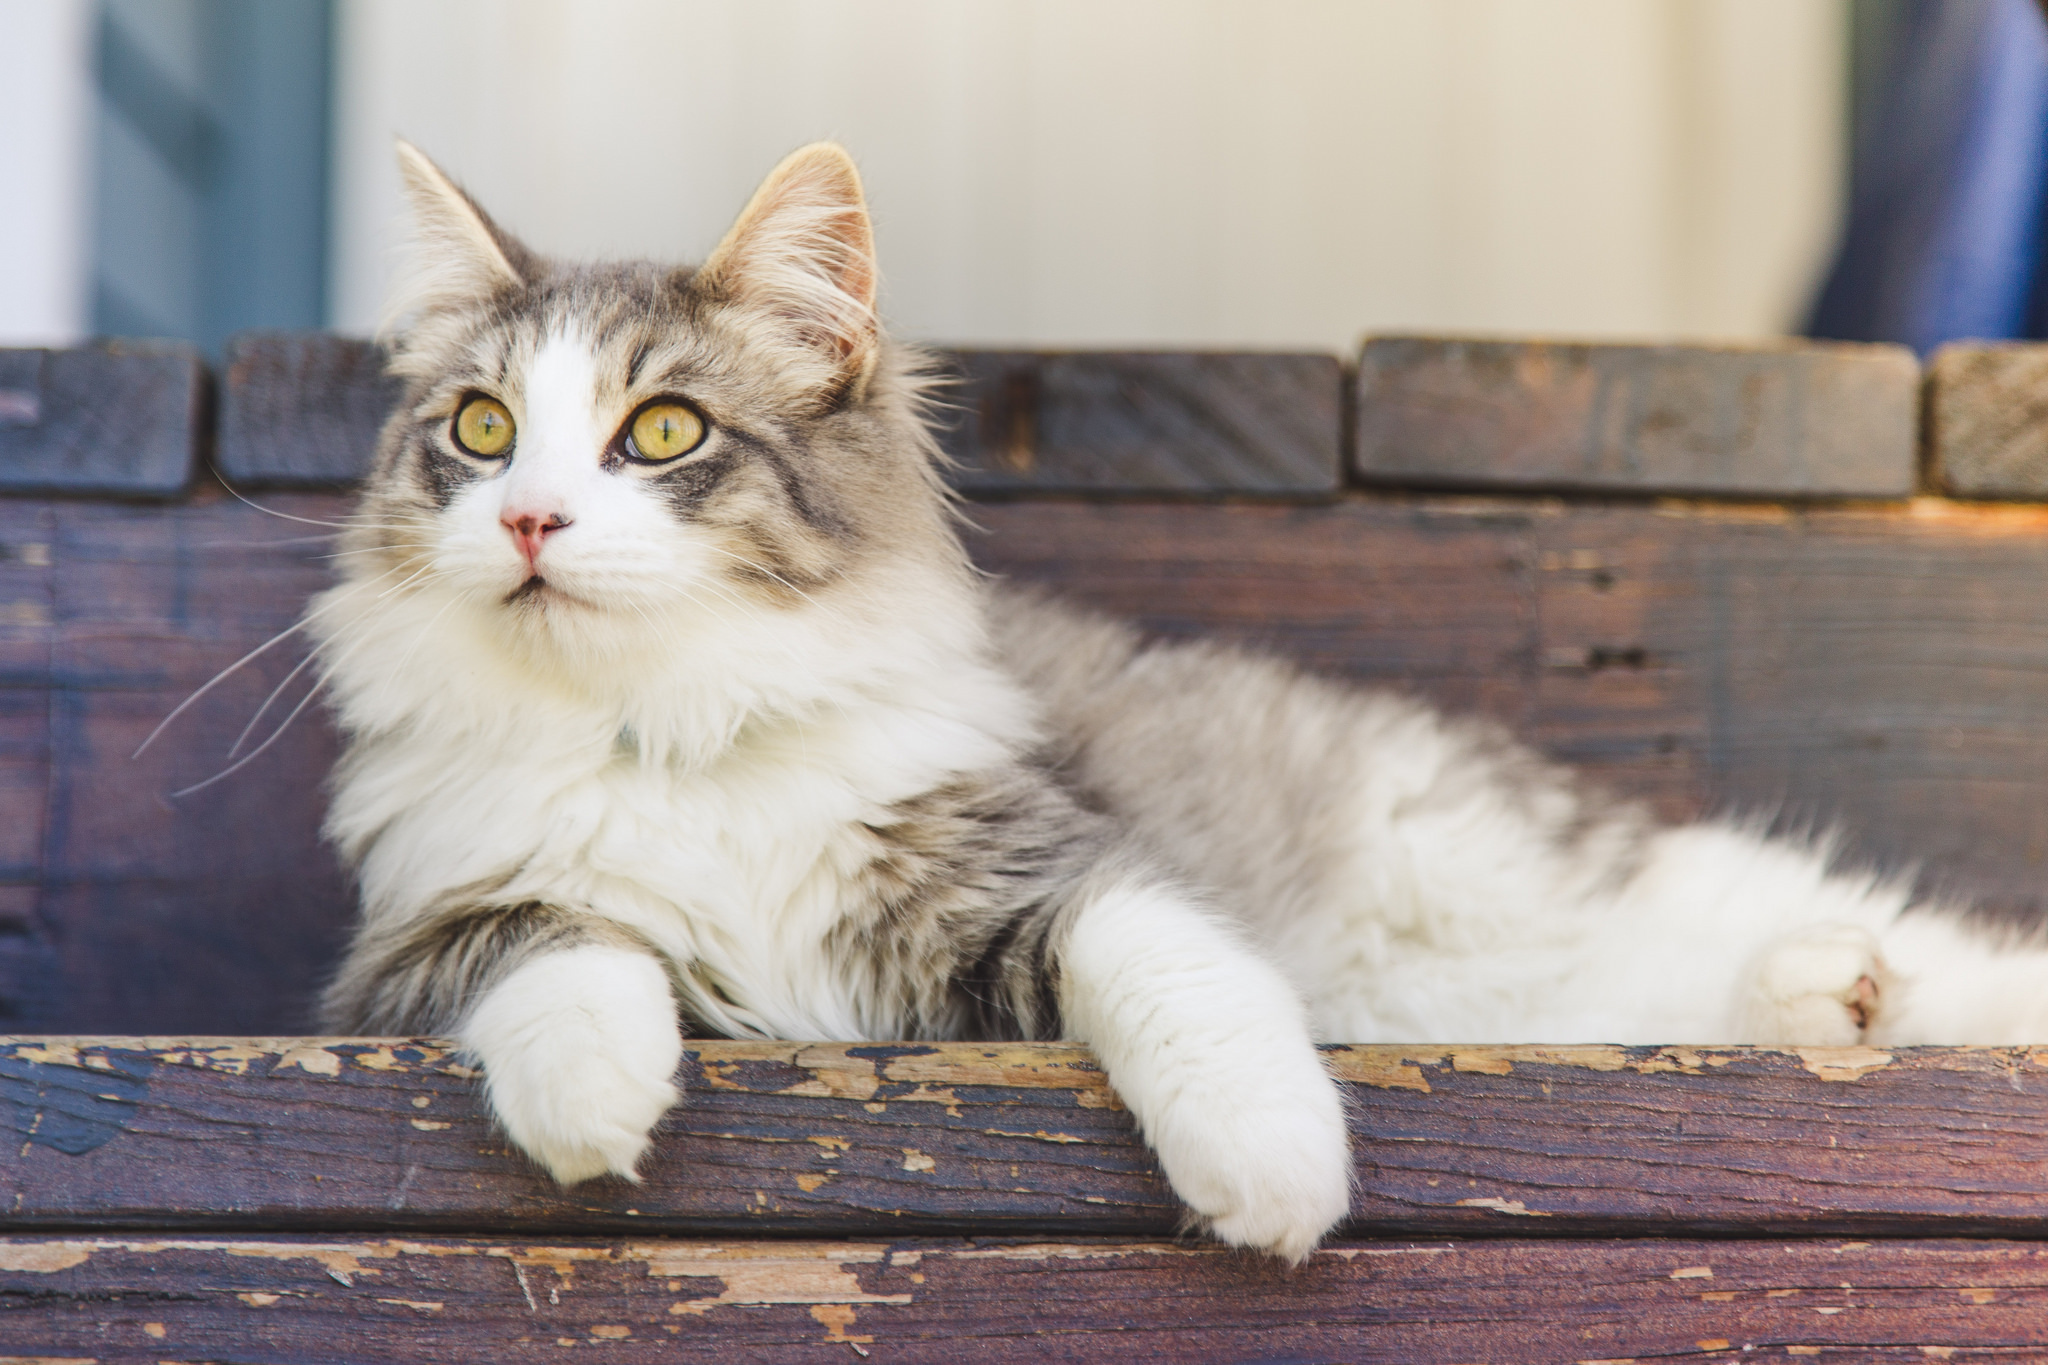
xmin=461 ymin=944 xmax=685 ymax=1184
xmin=1148 ymin=1058 xmax=1352 ymax=1262
xmin=1735 ymin=923 xmax=1891 ymax=1046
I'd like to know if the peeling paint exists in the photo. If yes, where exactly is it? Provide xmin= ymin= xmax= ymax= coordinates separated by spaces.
xmin=275 ymin=1045 xmax=342 ymax=1077
xmin=795 ymin=1174 xmax=830 ymax=1193
xmin=1669 ymin=1266 xmax=1713 ymax=1280
xmin=1796 ymin=1047 xmax=1894 ymax=1082
xmin=1322 ymin=1048 xmax=1436 ymax=1092
xmin=0 ymin=1242 xmax=92 ymax=1272
xmin=631 ymin=1242 xmax=912 ymax=1312
xmin=411 ymin=1119 xmax=451 ymax=1132
xmin=899 ymin=1149 xmax=935 ymax=1172
xmin=1451 ymin=1051 xmax=1514 ymax=1075
xmin=810 ymin=1303 xmax=874 ymax=1348
xmin=1455 ymin=1198 xmax=1550 ymax=1217
xmin=983 ymin=1129 xmax=1085 ymax=1144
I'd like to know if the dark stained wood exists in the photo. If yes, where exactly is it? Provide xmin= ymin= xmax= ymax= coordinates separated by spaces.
xmin=217 ymin=330 xmax=402 ymax=487
xmin=939 ymin=349 xmax=1344 ymax=493
xmin=1355 ymin=335 xmax=1920 ymax=498
xmin=0 ymin=489 xmax=354 ymax=1033
xmin=208 ymin=335 xmax=1349 ymax=494
xmin=6 ymin=1038 xmax=2048 ymax=1241
xmin=5 ymin=1232 xmax=2048 ymax=1361
xmin=0 ymin=342 xmax=203 ymax=496
xmin=1928 ymin=341 xmax=2048 ymax=498
xmin=12 ymin=492 xmax=2048 ymax=1030
xmin=971 ymin=496 xmax=2048 ymax=917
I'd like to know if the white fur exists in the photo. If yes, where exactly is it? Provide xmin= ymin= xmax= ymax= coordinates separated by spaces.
xmin=462 ymin=943 xmax=683 ymax=1183
xmin=1057 ymin=875 xmax=1351 ymax=1262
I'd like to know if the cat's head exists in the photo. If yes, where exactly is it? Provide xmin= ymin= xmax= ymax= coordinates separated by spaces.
xmin=339 ymin=142 xmax=965 ymax=683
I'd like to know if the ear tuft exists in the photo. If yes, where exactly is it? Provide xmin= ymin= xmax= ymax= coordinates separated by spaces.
xmin=387 ymin=139 xmax=532 ymax=326
xmin=700 ymin=142 xmax=879 ymax=397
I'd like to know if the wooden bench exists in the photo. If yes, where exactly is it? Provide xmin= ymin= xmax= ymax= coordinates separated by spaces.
xmin=6 ymin=331 xmax=2048 ymax=1359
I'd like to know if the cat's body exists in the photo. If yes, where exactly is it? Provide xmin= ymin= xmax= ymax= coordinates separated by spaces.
xmin=315 ymin=142 xmax=2048 ymax=1262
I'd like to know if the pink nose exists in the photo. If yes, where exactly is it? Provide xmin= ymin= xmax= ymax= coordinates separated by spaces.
xmin=502 ymin=510 xmax=570 ymax=570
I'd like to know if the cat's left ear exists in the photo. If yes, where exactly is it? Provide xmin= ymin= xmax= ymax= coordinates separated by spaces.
xmin=699 ymin=143 xmax=879 ymax=400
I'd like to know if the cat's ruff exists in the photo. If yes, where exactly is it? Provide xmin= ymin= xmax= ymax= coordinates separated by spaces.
xmin=313 ymin=139 xmax=2047 ymax=1262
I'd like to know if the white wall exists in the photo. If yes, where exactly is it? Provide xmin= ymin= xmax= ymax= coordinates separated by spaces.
xmin=0 ymin=0 xmax=94 ymax=346
xmin=330 ymin=0 xmax=1849 ymax=351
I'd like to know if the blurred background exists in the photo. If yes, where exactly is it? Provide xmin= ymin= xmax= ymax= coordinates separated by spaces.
xmin=1 ymin=0 xmax=2043 ymax=358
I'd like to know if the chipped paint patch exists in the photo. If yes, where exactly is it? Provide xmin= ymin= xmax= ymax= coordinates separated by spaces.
xmin=1451 ymin=1051 xmax=1513 ymax=1075
xmin=811 ymin=1303 xmax=874 ymax=1347
xmin=0 ymin=1242 xmax=92 ymax=1273
xmin=1669 ymin=1266 xmax=1713 ymax=1280
xmin=1455 ymin=1198 xmax=1550 ymax=1216
xmin=1322 ymin=1048 xmax=1438 ymax=1092
xmin=632 ymin=1242 xmax=911 ymax=1312
xmin=1797 ymin=1047 xmax=1894 ymax=1082
xmin=275 ymin=1044 xmax=342 ymax=1077
xmin=1959 ymin=1287 xmax=1998 ymax=1304
xmin=795 ymin=1174 xmax=830 ymax=1193
xmin=411 ymin=1119 xmax=451 ymax=1131
xmin=899 ymin=1149 xmax=935 ymax=1173
xmin=378 ymin=1298 xmax=443 ymax=1312
xmin=984 ymin=1129 xmax=1085 ymax=1144
xmin=237 ymin=1292 xmax=281 ymax=1306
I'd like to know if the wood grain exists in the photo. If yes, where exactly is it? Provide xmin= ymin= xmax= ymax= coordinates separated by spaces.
xmin=938 ymin=349 xmax=1344 ymax=492
xmin=217 ymin=330 xmax=403 ymax=487
xmin=0 ymin=342 xmax=203 ymax=496
xmin=3 ymin=1232 xmax=2048 ymax=1361
xmin=1355 ymin=335 xmax=1920 ymax=498
xmin=1928 ymin=342 xmax=2048 ymax=498
xmin=12 ymin=492 xmax=2048 ymax=1029
xmin=8 ymin=1038 xmax=2048 ymax=1240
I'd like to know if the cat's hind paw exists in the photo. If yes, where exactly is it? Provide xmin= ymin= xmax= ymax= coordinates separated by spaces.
xmin=1735 ymin=923 xmax=1891 ymax=1046
xmin=461 ymin=944 xmax=685 ymax=1185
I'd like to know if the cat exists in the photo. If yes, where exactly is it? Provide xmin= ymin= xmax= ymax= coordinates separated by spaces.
xmin=313 ymin=139 xmax=2048 ymax=1262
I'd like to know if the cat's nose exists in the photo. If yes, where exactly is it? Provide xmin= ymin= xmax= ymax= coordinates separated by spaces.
xmin=502 ymin=509 xmax=572 ymax=571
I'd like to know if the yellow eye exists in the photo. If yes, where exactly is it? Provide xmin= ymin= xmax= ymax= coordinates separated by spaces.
xmin=629 ymin=402 xmax=706 ymax=461
xmin=454 ymin=396 xmax=514 ymax=457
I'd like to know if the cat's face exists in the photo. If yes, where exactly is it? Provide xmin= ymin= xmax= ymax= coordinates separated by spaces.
xmin=345 ymin=143 xmax=950 ymax=663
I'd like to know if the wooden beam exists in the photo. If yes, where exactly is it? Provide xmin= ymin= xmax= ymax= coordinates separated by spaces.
xmin=8 ymin=1038 xmax=2048 ymax=1240
xmin=2 ymin=1232 xmax=2047 ymax=1360
xmin=1927 ymin=341 xmax=2048 ymax=498
xmin=217 ymin=330 xmax=404 ymax=487
xmin=210 ymin=333 xmax=1347 ymax=494
xmin=18 ymin=492 xmax=2048 ymax=1030
xmin=0 ymin=343 xmax=203 ymax=496
xmin=937 ymin=349 xmax=1343 ymax=493
xmin=1355 ymin=336 xmax=1920 ymax=498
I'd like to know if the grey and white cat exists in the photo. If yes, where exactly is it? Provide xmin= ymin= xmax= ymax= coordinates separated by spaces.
xmin=315 ymin=141 xmax=2048 ymax=1261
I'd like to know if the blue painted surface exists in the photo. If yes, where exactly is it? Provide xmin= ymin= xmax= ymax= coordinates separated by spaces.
xmin=1809 ymin=0 xmax=2048 ymax=353
xmin=89 ymin=0 xmax=332 ymax=358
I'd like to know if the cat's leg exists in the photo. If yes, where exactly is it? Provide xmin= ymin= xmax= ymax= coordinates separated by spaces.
xmin=323 ymin=902 xmax=683 ymax=1184
xmin=1733 ymin=923 xmax=1892 ymax=1045
xmin=1055 ymin=864 xmax=1352 ymax=1261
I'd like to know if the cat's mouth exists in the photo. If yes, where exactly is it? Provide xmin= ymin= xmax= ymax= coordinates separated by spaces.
xmin=506 ymin=575 xmax=552 ymax=605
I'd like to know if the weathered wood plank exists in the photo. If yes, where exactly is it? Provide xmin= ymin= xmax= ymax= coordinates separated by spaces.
xmin=8 ymin=1038 xmax=2048 ymax=1240
xmin=1354 ymin=335 xmax=1920 ymax=497
xmin=12 ymin=492 xmax=2048 ymax=1029
xmin=208 ymin=334 xmax=1348 ymax=493
xmin=970 ymin=497 xmax=2048 ymax=915
xmin=938 ymin=349 xmax=1343 ymax=492
xmin=0 ymin=491 xmax=353 ymax=1033
xmin=2 ymin=1233 xmax=2047 ymax=1361
xmin=0 ymin=342 xmax=203 ymax=496
xmin=216 ymin=330 xmax=404 ymax=487
xmin=1928 ymin=341 xmax=2048 ymax=498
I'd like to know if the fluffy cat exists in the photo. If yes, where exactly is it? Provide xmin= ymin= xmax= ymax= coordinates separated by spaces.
xmin=315 ymin=140 xmax=2048 ymax=1262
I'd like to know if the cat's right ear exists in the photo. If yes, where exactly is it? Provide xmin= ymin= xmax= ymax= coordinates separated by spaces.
xmin=388 ymin=140 xmax=533 ymax=322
